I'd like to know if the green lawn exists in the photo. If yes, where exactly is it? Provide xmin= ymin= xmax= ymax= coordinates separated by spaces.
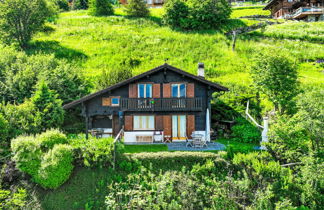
xmin=124 ymin=144 xmax=168 ymax=153
xmin=36 ymin=167 xmax=116 ymax=209
xmin=30 ymin=8 xmax=324 ymax=94
xmin=216 ymin=138 xmax=259 ymax=153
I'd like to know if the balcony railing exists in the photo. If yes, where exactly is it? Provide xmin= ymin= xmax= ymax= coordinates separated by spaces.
xmin=291 ymin=7 xmax=324 ymax=18
xmin=120 ymin=98 xmax=203 ymax=111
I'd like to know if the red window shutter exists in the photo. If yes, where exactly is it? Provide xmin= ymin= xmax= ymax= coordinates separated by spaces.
xmin=163 ymin=83 xmax=171 ymax=98
xmin=124 ymin=115 xmax=133 ymax=131
xmin=187 ymin=83 xmax=195 ymax=98
xmin=187 ymin=115 xmax=195 ymax=137
xmin=129 ymin=84 xmax=138 ymax=98
xmin=163 ymin=115 xmax=172 ymax=136
xmin=155 ymin=115 xmax=163 ymax=130
xmin=153 ymin=84 xmax=161 ymax=98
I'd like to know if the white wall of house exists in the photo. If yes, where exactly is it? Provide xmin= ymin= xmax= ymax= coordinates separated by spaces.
xmin=124 ymin=131 xmax=155 ymax=143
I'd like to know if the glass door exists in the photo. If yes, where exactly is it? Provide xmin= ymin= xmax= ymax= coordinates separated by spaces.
xmin=172 ymin=115 xmax=186 ymax=140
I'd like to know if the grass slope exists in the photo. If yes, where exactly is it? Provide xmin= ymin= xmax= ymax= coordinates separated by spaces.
xmin=31 ymin=8 xmax=323 ymax=94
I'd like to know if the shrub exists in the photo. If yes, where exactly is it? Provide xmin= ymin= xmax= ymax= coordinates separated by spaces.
xmin=231 ymin=117 xmax=261 ymax=143
xmin=11 ymin=135 xmax=42 ymax=177
xmin=37 ymin=129 xmax=68 ymax=151
xmin=0 ymin=0 xmax=56 ymax=49
xmin=162 ymin=0 xmax=231 ymax=30
xmin=74 ymin=0 xmax=89 ymax=10
xmin=0 ymin=188 xmax=27 ymax=209
xmin=123 ymin=152 xmax=223 ymax=171
xmin=31 ymin=81 xmax=64 ymax=131
xmin=0 ymin=114 xmax=9 ymax=145
xmin=69 ymin=135 xmax=116 ymax=167
xmin=56 ymin=0 xmax=70 ymax=11
xmin=35 ymin=144 xmax=74 ymax=189
xmin=186 ymin=0 xmax=232 ymax=30
xmin=0 ymin=101 xmax=42 ymax=139
xmin=89 ymin=0 xmax=114 ymax=16
xmin=124 ymin=0 xmax=149 ymax=17
xmin=251 ymin=50 xmax=299 ymax=114
xmin=162 ymin=0 xmax=190 ymax=29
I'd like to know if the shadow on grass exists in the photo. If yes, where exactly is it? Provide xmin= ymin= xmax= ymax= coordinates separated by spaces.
xmin=26 ymin=40 xmax=87 ymax=61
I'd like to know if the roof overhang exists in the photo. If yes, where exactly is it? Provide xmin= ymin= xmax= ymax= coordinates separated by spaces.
xmin=63 ymin=63 xmax=229 ymax=109
xmin=263 ymin=0 xmax=278 ymax=10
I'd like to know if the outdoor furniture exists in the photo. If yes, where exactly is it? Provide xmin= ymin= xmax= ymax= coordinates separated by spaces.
xmin=89 ymin=128 xmax=104 ymax=138
xmin=164 ymin=135 xmax=172 ymax=143
xmin=191 ymin=133 xmax=204 ymax=148
xmin=153 ymin=131 xmax=164 ymax=143
xmin=186 ymin=136 xmax=193 ymax=147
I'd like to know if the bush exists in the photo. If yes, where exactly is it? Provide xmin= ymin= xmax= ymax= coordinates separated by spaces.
xmin=69 ymin=135 xmax=116 ymax=167
xmin=11 ymin=130 xmax=74 ymax=189
xmin=89 ymin=0 xmax=114 ymax=16
xmin=0 ymin=114 xmax=9 ymax=145
xmin=186 ymin=0 xmax=232 ymax=30
xmin=0 ymin=188 xmax=27 ymax=209
xmin=162 ymin=0 xmax=231 ymax=30
xmin=74 ymin=0 xmax=89 ymax=10
xmin=35 ymin=144 xmax=74 ymax=189
xmin=231 ymin=117 xmax=261 ymax=143
xmin=124 ymin=0 xmax=149 ymax=17
xmin=11 ymin=135 xmax=42 ymax=177
xmin=37 ymin=129 xmax=68 ymax=151
xmin=56 ymin=0 xmax=70 ymax=11
xmin=162 ymin=0 xmax=190 ymax=29
xmin=123 ymin=152 xmax=223 ymax=171
xmin=0 ymin=0 xmax=57 ymax=48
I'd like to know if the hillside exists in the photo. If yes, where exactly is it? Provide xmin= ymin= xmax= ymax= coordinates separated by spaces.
xmin=30 ymin=7 xmax=324 ymax=96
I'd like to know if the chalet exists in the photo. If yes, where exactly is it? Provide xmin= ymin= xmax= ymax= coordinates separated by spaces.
xmin=63 ymin=63 xmax=228 ymax=143
xmin=264 ymin=0 xmax=324 ymax=21
xmin=119 ymin=0 xmax=164 ymax=6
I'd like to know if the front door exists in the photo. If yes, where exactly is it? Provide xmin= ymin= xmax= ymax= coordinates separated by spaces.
xmin=172 ymin=115 xmax=186 ymax=140
xmin=113 ymin=115 xmax=120 ymax=136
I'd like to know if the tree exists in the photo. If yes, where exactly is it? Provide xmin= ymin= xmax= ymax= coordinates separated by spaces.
xmin=251 ymin=51 xmax=299 ymax=114
xmin=296 ymin=89 xmax=324 ymax=152
xmin=0 ymin=114 xmax=9 ymax=146
xmin=31 ymin=81 xmax=64 ymax=130
xmin=124 ymin=0 xmax=150 ymax=17
xmin=95 ymin=66 xmax=132 ymax=90
xmin=162 ymin=0 xmax=190 ymax=29
xmin=162 ymin=0 xmax=231 ymax=30
xmin=0 ymin=0 xmax=56 ymax=49
xmin=89 ymin=0 xmax=114 ymax=16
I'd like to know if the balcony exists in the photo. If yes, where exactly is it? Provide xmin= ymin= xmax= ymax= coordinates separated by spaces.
xmin=120 ymin=98 xmax=203 ymax=112
xmin=291 ymin=7 xmax=324 ymax=19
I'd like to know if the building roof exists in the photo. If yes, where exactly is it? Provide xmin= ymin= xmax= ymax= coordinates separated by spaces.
xmin=63 ymin=63 xmax=229 ymax=109
xmin=263 ymin=0 xmax=279 ymax=10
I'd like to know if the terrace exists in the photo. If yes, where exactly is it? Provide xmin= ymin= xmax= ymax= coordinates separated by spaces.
xmin=289 ymin=7 xmax=324 ymax=19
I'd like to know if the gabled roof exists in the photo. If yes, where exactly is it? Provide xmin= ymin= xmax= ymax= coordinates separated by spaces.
xmin=263 ymin=0 xmax=279 ymax=10
xmin=63 ymin=63 xmax=229 ymax=109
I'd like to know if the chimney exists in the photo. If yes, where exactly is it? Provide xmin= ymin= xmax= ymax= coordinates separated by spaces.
xmin=197 ymin=63 xmax=205 ymax=78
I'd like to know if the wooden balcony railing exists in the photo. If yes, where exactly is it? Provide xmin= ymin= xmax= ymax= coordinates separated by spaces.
xmin=120 ymin=98 xmax=203 ymax=111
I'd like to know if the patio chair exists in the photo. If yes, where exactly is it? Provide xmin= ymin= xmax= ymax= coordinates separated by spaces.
xmin=185 ymin=136 xmax=192 ymax=147
xmin=153 ymin=131 xmax=163 ymax=143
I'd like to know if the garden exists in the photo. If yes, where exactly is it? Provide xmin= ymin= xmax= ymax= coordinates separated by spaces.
xmin=0 ymin=0 xmax=323 ymax=209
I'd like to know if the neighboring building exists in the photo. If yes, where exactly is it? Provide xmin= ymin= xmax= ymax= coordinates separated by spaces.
xmin=264 ymin=0 xmax=324 ymax=21
xmin=63 ymin=63 xmax=228 ymax=143
xmin=119 ymin=0 xmax=164 ymax=6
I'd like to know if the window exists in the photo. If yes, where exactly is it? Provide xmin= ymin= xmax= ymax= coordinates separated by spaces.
xmin=134 ymin=116 xmax=154 ymax=130
xmin=111 ymin=97 xmax=120 ymax=106
xmin=171 ymin=84 xmax=186 ymax=98
xmin=138 ymin=84 xmax=152 ymax=98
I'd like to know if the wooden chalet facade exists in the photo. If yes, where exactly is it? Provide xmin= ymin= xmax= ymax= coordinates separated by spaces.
xmin=264 ymin=0 xmax=324 ymax=21
xmin=63 ymin=63 xmax=228 ymax=143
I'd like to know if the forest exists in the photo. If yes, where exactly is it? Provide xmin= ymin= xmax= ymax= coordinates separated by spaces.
xmin=0 ymin=0 xmax=323 ymax=209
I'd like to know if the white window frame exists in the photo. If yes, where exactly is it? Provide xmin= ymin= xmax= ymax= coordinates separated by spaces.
xmin=111 ymin=97 xmax=120 ymax=107
xmin=171 ymin=83 xmax=186 ymax=98
xmin=133 ymin=115 xmax=155 ymax=130
xmin=138 ymin=84 xmax=152 ymax=98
